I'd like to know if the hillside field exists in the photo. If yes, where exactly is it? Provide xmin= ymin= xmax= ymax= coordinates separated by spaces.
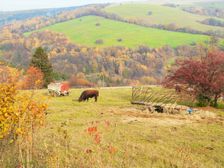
xmin=105 ymin=3 xmax=224 ymax=33
xmin=3 ymin=87 xmax=224 ymax=167
xmin=25 ymin=15 xmax=209 ymax=48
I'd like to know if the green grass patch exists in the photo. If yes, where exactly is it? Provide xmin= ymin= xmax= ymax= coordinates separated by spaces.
xmin=220 ymin=39 xmax=224 ymax=48
xmin=24 ymin=15 xmax=209 ymax=48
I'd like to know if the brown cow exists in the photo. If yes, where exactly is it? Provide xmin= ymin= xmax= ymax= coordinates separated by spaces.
xmin=78 ymin=90 xmax=99 ymax=102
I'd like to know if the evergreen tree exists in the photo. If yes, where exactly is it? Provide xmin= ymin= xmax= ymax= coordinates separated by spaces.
xmin=30 ymin=47 xmax=53 ymax=87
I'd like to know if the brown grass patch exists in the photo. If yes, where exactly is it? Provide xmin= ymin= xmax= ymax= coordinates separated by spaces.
xmin=108 ymin=106 xmax=223 ymax=127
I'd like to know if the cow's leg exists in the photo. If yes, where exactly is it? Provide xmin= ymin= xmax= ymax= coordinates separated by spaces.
xmin=95 ymin=96 xmax=97 ymax=102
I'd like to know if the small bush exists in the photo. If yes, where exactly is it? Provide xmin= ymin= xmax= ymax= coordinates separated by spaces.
xmin=95 ymin=39 xmax=104 ymax=45
xmin=117 ymin=38 xmax=123 ymax=42
xmin=95 ymin=23 xmax=101 ymax=26
xmin=148 ymin=11 xmax=152 ymax=15
xmin=196 ymin=94 xmax=211 ymax=107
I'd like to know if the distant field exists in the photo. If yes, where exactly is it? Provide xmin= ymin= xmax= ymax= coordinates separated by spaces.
xmin=105 ymin=3 xmax=224 ymax=33
xmin=25 ymin=15 xmax=209 ymax=48
xmin=195 ymin=1 xmax=224 ymax=9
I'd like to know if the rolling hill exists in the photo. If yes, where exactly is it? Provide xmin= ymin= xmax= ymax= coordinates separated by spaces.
xmin=195 ymin=1 xmax=224 ymax=9
xmin=25 ymin=15 xmax=209 ymax=48
xmin=105 ymin=3 xmax=224 ymax=33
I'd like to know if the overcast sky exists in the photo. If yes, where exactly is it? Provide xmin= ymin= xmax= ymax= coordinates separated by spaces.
xmin=0 ymin=0 xmax=219 ymax=11
xmin=0 ymin=0 xmax=144 ymax=11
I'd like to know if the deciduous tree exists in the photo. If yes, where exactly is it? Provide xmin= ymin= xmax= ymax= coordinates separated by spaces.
xmin=23 ymin=66 xmax=44 ymax=89
xmin=163 ymin=50 xmax=224 ymax=107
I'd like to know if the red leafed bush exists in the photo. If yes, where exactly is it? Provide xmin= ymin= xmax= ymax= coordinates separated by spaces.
xmin=108 ymin=145 xmax=117 ymax=154
xmin=87 ymin=126 xmax=97 ymax=135
xmin=23 ymin=66 xmax=44 ymax=89
xmin=94 ymin=133 xmax=101 ymax=144
xmin=69 ymin=74 xmax=94 ymax=87
xmin=163 ymin=50 xmax=224 ymax=107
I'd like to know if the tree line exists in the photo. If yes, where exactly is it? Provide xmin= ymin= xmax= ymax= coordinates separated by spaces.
xmin=182 ymin=6 xmax=224 ymax=19
xmin=0 ymin=30 xmax=212 ymax=86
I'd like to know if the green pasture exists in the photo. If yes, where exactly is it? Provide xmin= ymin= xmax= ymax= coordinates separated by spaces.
xmin=25 ymin=15 xmax=209 ymax=48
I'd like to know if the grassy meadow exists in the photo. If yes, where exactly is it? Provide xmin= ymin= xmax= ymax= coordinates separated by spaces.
xmin=3 ymin=87 xmax=224 ymax=167
xmin=105 ymin=3 xmax=224 ymax=33
xmin=25 ymin=15 xmax=209 ymax=48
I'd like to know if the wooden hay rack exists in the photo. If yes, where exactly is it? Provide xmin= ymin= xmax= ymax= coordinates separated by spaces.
xmin=131 ymin=86 xmax=192 ymax=114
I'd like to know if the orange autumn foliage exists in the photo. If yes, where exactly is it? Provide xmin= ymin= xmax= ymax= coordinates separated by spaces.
xmin=87 ymin=126 xmax=97 ymax=135
xmin=0 ymin=65 xmax=47 ymax=141
xmin=0 ymin=63 xmax=20 ymax=84
xmin=69 ymin=74 xmax=94 ymax=87
xmin=108 ymin=145 xmax=117 ymax=154
xmin=23 ymin=66 xmax=44 ymax=89
xmin=94 ymin=133 xmax=101 ymax=144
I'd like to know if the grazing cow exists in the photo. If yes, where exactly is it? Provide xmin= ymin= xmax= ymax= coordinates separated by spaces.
xmin=78 ymin=90 xmax=99 ymax=102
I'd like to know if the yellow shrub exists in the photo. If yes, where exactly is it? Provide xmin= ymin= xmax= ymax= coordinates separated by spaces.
xmin=0 ymin=62 xmax=47 ymax=142
xmin=0 ymin=83 xmax=47 ymax=140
